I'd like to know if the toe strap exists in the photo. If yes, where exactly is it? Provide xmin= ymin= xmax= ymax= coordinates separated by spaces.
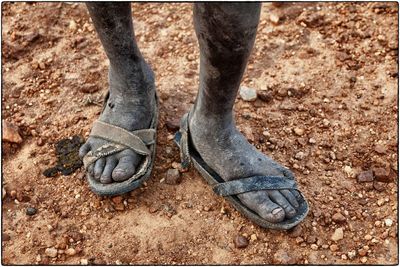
xmin=212 ymin=175 xmax=298 ymax=196
xmin=83 ymin=143 xmax=126 ymax=170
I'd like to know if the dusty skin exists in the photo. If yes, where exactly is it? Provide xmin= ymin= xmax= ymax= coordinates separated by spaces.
xmin=2 ymin=2 xmax=398 ymax=265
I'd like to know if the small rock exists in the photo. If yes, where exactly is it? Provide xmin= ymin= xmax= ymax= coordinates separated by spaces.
xmin=26 ymin=207 xmax=37 ymax=216
xmin=310 ymin=244 xmax=318 ymax=250
xmin=250 ymin=234 xmax=257 ymax=241
xmin=114 ymin=203 xmax=125 ymax=211
xmin=377 ymin=198 xmax=385 ymax=206
xmin=373 ymin=181 xmax=386 ymax=191
xmin=361 ymin=257 xmax=368 ymax=263
xmin=308 ymin=138 xmax=316 ymax=144
xmin=233 ymin=235 xmax=249 ymax=249
xmin=111 ymin=196 xmax=123 ymax=204
xmin=3 ymin=233 xmax=11 ymax=241
xmin=374 ymin=144 xmax=387 ymax=154
xmin=257 ymin=90 xmax=273 ymax=102
xmin=332 ymin=212 xmax=346 ymax=223
xmin=295 ymin=151 xmax=305 ymax=160
xmin=357 ymin=170 xmax=374 ymax=183
xmin=330 ymin=244 xmax=339 ymax=252
xmin=2 ymin=120 xmax=23 ymax=144
xmin=384 ymin=218 xmax=393 ymax=227
xmin=364 ymin=234 xmax=372 ymax=240
xmin=2 ymin=188 xmax=6 ymax=199
xmin=289 ymin=224 xmax=302 ymax=238
xmin=293 ymin=127 xmax=304 ymax=136
xmin=45 ymin=247 xmax=58 ymax=258
xmin=273 ymin=249 xmax=293 ymax=264
xmin=65 ymin=248 xmax=76 ymax=256
xmin=373 ymin=167 xmax=395 ymax=183
xmin=270 ymin=13 xmax=280 ymax=24
xmin=165 ymin=168 xmax=182 ymax=185
xmin=239 ymin=86 xmax=257 ymax=101
xmin=331 ymin=228 xmax=344 ymax=241
xmin=348 ymin=250 xmax=356 ymax=259
xmin=242 ymin=126 xmax=254 ymax=142
xmin=80 ymin=259 xmax=88 ymax=265
xmin=69 ymin=20 xmax=77 ymax=31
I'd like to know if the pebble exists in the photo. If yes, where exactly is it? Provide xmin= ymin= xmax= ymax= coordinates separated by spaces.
xmin=332 ymin=212 xmax=346 ymax=223
xmin=65 ymin=248 xmax=76 ymax=256
xmin=357 ymin=170 xmax=374 ymax=183
xmin=331 ymin=228 xmax=344 ymax=241
xmin=80 ymin=259 xmax=88 ymax=265
xmin=233 ymin=235 xmax=249 ymax=249
xmin=295 ymin=151 xmax=305 ymax=160
xmin=111 ymin=196 xmax=123 ymax=204
xmin=374 ymin=144 xmax=387 ymax=154
xmin=361 ymin=257 xmax=368 ymax=263
xmin=2 ymin=188 xmax=6 ymax=199
xmin=293 ymin=127 xmax=304 ymax=136
xmin=250 ymin=234 xmax=257 ymax=241
xmin=269 ymin=13 xmax=280 ymax=24
xmin=257 ymin=90 xmax=273 ymax=102
xmin=80 ymin=84 xmax=99 ymax=94
xmin=373 ymin=167 xmax=394 ymax=183
xmin=384 ymin=218 xmax=393 ymax=227
xmin=165 ymin=168 xmax=182 ymax=185
xmin=45 ymin=247 xmax=58 ymax=258
xmin=239 ymin=86 xmax=257 ymax=101
xmin=311 ymin=244 xmax=318 ymax=250
xmin=347 ymin=250 xmax=356 ymax=259
xmin=26 ymin=207 xmax=37 ymax=216
xmin=273 ymin=249 xmax=293 ymax=264
xmin=330 ymin=244 xmax=339 ymax=252
xmin=2 ymin=120 xmax=23 ymax=144
xmin=308 ymin=138 xmax=316 ymax=144
xmin=364 ymin=234 xmax=372 ymax=240
xmin=377 ymin=198 xmax=385 ymax=206
xmin=114 ymin=203 xmax=125 ymax=211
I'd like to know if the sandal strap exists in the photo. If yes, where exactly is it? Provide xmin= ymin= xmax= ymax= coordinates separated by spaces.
xmin=89 ymin=120 xmax=154 ymax=156
xmin=212 ymin=175 xmax=298 ymax=196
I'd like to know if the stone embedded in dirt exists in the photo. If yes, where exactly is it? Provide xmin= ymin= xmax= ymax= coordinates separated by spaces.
xmin=295 ymin=151 xmax=305 ymax=160
xmin=374 ymin=144 xmax=387 ymax=154
xmin=165 ymin=169 xmax=182 ymax=185
xmin=2 ymin=188 xmax=6 ymax=200
xmin=111 ymin=196 xmax=123 ymax=204
xmin=65 ymin=248 xmax=76 ymax=256
xmin=80 ymin=84 xmax=100 ymax=94
xmin=273 ymin=249 xmax=293 ymax=264
xmin=308 ymin=138 xmax=316 ymax=144
xmin=114 ymin=203 xmax=125 ymax=211
xmin=257 ymin=90 xmax=273 ymax=102
xmin=250 ymin=234 xmax=257 ymax=241
xmin=239 ymin=86 xmax=257 ymax=101
xmin=331 ymin=228 xmax=344 ymax=241
xmin=3 ymin=233 xmax=11 ymax=242
xmin=80 ymin=259 xmax=89 ymax=265
xmin=289 ymin=224 xmax=303 ymax=238
xmin=384 ymin=218 xmax=393 ymax=227
xmin=332 ymin=212 xmax=346 ymax=223
xmin=45 ymin=247 xmax=58 ymax=258
xmin=2 ymin=120 xmax=23 ymax=144
xmin=234 ymin=235 xmax=249 ymax=249
xmin=373 ymin=181 xmax=386 ymax=191
xmin=26 ymin=207 xmax=37 ymax=216
xmin=373 ymin=167 xmax=395 ymax=183
xmin=347 ymin=250 xmax=356 ymax=260
xmin=293 ymin=127 xmax=304 ymax=136
xmin=306 ymin=235 xmax=317 ymax=244
xmin=270 ymin=13 xmax=280 ymax=24
xmin=357 ymin=170 xmax=374 ymax=183
xmin=165 ymin=118 xmax=180 ymax=132
xmin=330 ymin=244 xmax=339 ymax=252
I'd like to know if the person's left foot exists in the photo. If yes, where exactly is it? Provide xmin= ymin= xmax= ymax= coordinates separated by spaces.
xmin=189 ymin=112 xmax=303 ymax=223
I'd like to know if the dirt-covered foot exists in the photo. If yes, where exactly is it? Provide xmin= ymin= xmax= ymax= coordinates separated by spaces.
xmin=79 ymin=61 xmax=155 ymax=184
xmin=189 ymin=112 xmax=302 ymax=223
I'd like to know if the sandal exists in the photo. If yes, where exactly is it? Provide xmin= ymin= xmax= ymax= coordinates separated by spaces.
xmin=174 ymin=112 xmax=309 ymax=230
xmin=82 ymin=92 xmax=158 ymax=196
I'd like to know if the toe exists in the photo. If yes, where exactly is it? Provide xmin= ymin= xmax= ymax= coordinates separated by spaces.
xmin=280 ymin=189 xmax=299 ymax=208
xmin=79 ymin=143 xmax=91 ymax=159
xmin=87 ymin=163 xmax=94 ymax=176
xmin=100 ymin=156 xmax=118 ymax=184
xmin=112 ymin=152 xmax=140 ymax=182
xmin=238 ymin=191 xmax=285 ymax=223
xmin=94 ymin=158 xmax=106 ymax=181
xmin=268 ymin=190 xmax=297 ymax=219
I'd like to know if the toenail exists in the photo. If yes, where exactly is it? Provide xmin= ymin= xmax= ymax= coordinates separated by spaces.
xmin=272 ymin=207 xmax=283 ymax=215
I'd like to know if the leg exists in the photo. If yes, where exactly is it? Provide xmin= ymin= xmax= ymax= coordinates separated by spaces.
xmin=190 ymin=3 xmax=301 ymax=223
xmin=79 ymin=3 xmax=155 ymax=184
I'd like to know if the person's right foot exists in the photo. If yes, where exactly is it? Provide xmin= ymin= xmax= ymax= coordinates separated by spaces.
xmin=79 ymin=61 xmax=156 ymax=184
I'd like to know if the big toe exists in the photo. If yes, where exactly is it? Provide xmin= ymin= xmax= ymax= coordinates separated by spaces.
xmin=238 ymin=191 xmax=286 ymax=223
xmin=112 ymin=150 xmax=140 ymax=182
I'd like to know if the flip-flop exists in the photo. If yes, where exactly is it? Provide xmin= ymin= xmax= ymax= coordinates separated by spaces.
xmin=174 ymin=113 xmax=309 ymax=230
xmin=82 ymin=92 xmax=158 ymax=196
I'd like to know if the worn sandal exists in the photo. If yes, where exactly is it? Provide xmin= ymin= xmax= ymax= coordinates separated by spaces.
xmin=83 ymin=92 xmax=158 ymax=196
xmin=174 ymin=113 xmax=309 ymax=230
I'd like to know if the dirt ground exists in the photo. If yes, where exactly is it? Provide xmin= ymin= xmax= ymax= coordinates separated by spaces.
xmin=1 ymin=2 xmax=398 ymax=265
